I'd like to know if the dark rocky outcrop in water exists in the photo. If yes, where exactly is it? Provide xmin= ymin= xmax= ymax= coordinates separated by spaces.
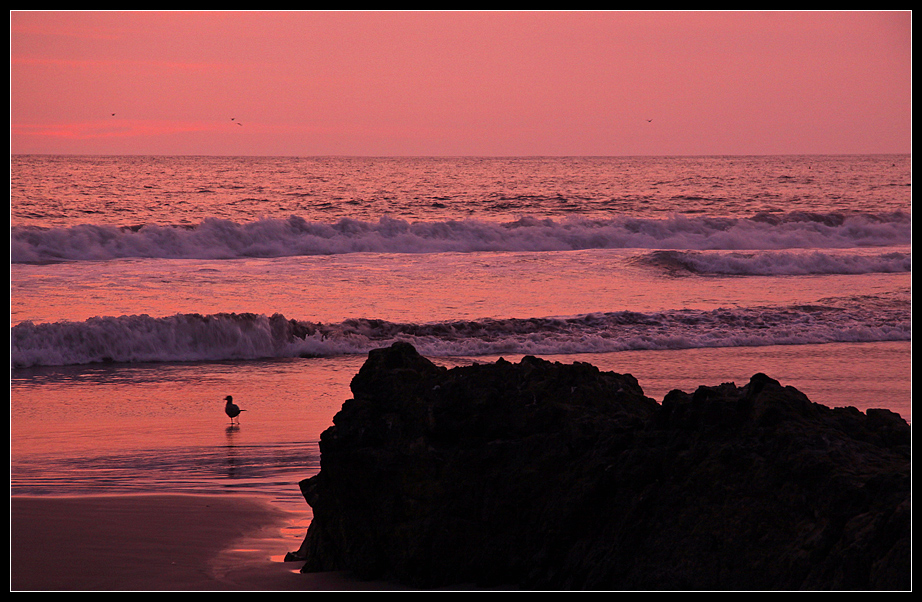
xmin=287 ymin=342 xmax=910 ymax=590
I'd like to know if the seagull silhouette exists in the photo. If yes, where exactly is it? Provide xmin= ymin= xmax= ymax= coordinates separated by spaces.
xmin=224 ymin=395 xmax=246 ymax=424
xmin=646 ymin=119 xmax=653 ymax=122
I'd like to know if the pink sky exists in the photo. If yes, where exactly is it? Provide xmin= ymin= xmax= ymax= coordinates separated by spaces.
xmin=10 ymin=11 xmax=912 ymax=157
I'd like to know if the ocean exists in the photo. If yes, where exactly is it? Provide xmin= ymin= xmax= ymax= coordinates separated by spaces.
xmin=10 ymin=154 xmax=912 ymax=525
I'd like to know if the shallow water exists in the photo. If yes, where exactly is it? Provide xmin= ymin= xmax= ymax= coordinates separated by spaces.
xmin=11 ymin=340 xmax=910 ymax=522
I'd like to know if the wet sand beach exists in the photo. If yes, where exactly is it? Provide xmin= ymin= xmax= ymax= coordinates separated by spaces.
xmin=10 ymin=494 xmax=401 ymax=591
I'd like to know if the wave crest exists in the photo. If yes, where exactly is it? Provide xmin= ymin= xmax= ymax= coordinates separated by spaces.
xmin=11 ymin=304 xmax=911 ymax=368
xmin=636 ymin=249 xmax=911 ymax=276
xmin=10 ymin=211 xmax=911 ymax=263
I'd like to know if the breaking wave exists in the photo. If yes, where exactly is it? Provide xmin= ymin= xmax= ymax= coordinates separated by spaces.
xmin=635 ymin=249 xmax=911 ymax=276
xmin=10 ymin=210 xmax=912 ymax=264
xmin=11 ymin=302 xmax=911 ymax=368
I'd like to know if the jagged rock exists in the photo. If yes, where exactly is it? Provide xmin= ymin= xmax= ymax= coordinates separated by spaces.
xmin=290 ymin=342 xmax=910 ymax=590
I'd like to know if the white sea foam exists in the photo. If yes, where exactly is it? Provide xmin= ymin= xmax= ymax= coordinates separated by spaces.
xmin=10 ymin=303 xmax=911 ymax=368
xmin=637 ymin=249 xmax=911 ymax=276
xmin=10 ymin=211 xmax=912 ymax=264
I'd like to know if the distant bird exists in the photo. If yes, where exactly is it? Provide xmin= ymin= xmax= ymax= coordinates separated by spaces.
xmin=224 ymin=395 xmax=246 ymax=424
xmin=646 ymin=119 xmax=653 ymax=122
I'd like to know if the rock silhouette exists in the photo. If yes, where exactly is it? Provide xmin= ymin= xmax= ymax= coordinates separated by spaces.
xmin=288 ymin=342 xmax=910 ymax=590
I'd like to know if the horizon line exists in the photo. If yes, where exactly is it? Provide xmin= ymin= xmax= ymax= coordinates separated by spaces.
xmin=11 ymin=151 xmax=911 ymax=160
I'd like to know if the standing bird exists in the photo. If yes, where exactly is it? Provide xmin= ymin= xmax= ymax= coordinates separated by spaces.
xmin=224 ymin=395 xmax=246 ymax=424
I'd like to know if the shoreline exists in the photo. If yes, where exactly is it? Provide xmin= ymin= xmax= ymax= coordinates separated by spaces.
xmin=10 ymin=493 xmax=403 ymax=591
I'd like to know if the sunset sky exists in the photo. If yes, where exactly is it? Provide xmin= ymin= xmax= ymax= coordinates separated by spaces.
xmin=10 ymin=10 xmax=912 ymax=157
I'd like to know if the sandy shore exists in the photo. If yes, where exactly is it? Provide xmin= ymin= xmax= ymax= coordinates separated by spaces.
xmin=10 ymin=494 xmax=404 ymax=591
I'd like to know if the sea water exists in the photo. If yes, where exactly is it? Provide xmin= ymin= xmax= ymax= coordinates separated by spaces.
xmin=10 ymin=154 xmax=912 ymax=521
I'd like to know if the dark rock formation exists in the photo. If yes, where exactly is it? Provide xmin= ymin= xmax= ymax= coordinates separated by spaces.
xmin=288 ymin=342 xmax=911 ymax=590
